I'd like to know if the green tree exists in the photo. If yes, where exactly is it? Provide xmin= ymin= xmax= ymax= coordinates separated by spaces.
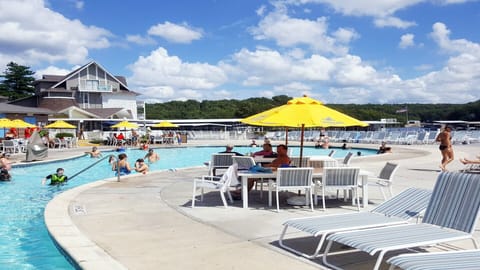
xmin=0 ymin=62 xmax=36 ymax=100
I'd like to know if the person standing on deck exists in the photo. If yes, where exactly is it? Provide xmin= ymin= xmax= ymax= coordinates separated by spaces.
xmin=436 ymin=126 xmax=454 ymax=171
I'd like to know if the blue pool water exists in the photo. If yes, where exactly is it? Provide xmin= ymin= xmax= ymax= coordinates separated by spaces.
xmin=0 ymin=146 xmax=376 ymax=269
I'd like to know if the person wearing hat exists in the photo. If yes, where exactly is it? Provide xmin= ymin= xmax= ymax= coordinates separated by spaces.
xmin=219 ymin=144 xmax=243 ymax=156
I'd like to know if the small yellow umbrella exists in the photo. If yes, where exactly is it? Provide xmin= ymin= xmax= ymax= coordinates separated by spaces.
xmin=45 ymin=120 xmax=76 ymax=129
xmin=111 ymin=120 xmax=139 ymax=129
xmin=10 ymin=119 xmax=37 ymax=128
xmin=241 ymin=96 xmax=368 ymax=163
xmin=152 ymin=121 xmax=179 ymax=128
xmin=0 ymin=118 xmax=13 ymax=128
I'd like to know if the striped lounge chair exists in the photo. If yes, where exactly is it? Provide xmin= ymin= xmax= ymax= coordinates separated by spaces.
xmin=387 ymin=249 xmax=480 ymax=270
xmin=322 ymin=172 xmax=480 ymax=270
xmin=279 ymin=187 xmax=431 ymax=259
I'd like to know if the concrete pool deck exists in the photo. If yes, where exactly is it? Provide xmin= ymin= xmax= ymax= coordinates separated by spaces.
xmin=31 ymin=141 xmax=480 ymax=269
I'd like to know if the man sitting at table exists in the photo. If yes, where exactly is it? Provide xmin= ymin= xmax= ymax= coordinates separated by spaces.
xmin=233 ymin=144 xmax=291 ymax=199
xmin=263 ymin=144 xmax=291 ymax=169
xmin=252 ymin=143 xmax=276 ymax=157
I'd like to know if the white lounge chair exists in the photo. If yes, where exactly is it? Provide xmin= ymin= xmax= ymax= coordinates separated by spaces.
xmin=279 ymin=187 xmax=431 ymax=259
xmin=322 ymin=172 xmax=480 ymax=270
xmin=387 ymin=249 xmax=480 ymax=270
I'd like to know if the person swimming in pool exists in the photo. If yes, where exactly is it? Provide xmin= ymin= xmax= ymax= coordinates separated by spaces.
xmin=144 ymin=148 xmax=160 ymax=163
xmin=134 ymin=158 xmax=149 ymax=174
xmin=42 ymin=168 xmax=68 ymax=185
xmin=112 ymin=153 xmax=132 ymax=176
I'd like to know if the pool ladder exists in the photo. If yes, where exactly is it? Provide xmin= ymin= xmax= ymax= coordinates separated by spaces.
xmin=69 ymin=154 xmax=121 ymax=182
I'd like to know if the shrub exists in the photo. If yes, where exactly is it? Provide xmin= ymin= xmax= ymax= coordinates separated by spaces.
xmin=55 ymin=132 xmax=74 ymax=138
xmin=38 ymin=130 xmax=48 ymax=137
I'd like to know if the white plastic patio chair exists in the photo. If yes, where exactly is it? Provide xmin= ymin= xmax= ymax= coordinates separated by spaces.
xmin=191 ymin=163 xmax=238 ymax=208
xmin=232 ymin=156 xmax=255 ymax=170
xmin=315 ymin=167 xmax=360 ymax=211
xmin=340 ymin=152 xmax=353 ymax=166
xmin=322 ymin=172 xmax=480 ymax=270
xmin=369 ymin=162 xmax=400 ymax=200
xmin=208 ymin=153 xmax=234 ymax=176
xmin=268 ymin=167 xmax=314 ymax=212
xmin=290 ymin=156 xmax=310 ymax=167
xmin=2 ymin=140 xmax=19 ymax=153
xmin=279 ymin=187 xmax=432 ymax=259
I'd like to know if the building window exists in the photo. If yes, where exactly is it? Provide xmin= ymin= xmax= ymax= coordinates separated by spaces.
xmin=85 ymin=80 xmax=99 ymax=90
xmin=81 ymin=92 xmax=89 ymax=108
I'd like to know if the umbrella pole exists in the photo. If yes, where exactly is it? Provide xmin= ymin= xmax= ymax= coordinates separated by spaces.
xmin=285 ymin=127 xmax=288 ymax=146
xmin=299 ymin=124 xmax=305 ymax=166
xmin=297 ymin=124 xmax=306 ymax=197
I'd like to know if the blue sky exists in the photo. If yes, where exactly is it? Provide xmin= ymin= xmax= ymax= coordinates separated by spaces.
xmin=1 ymin=0 xmax=479 ymax=104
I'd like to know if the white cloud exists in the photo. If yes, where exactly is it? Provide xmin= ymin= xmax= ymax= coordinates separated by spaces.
xmin=0 ymin=0 xmax=111 ymax=68
xmin=147 ymin=21 xmax=203 ymax=44
xmin=126 ymin=34 xmax=156 ymax=45
xmin=332 ymin=27 xmax=359 ymax=44
xmin=34 ymin=65 xmax=74 ymax=79
xmin=430 ymin=22 xmax=480 ymax=55
xmin=399 ymin=33 xmax=415 ymax=48
xmin=74 ymin=0 xmax=84 ymax=10
xmin=250 ymin=4 xmax=351 ymax=55
xmin=256 ymin=5 xmax=267 ymax=16
xmin=287 ymin=0 xmax=424 ymax=17
xmin=374 ymin=16 xmax=416 ymax=29
xmin=128 ymin=47 xmax=227 ymax=99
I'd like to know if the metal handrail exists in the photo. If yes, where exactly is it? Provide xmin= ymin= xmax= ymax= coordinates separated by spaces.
xmin=69 ymin=154 xmax=120 ymax=182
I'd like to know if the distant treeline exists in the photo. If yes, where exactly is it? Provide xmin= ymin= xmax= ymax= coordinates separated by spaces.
xmin=145 ymin=95 xmax=480 ymax=123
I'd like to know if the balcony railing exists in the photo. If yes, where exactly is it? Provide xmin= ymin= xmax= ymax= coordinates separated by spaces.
xmin=78 ymin=85 xmax=112 ymax=92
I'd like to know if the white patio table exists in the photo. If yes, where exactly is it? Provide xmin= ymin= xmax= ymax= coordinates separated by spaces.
xmin=237 ymin=168 xmax=372 ymax=209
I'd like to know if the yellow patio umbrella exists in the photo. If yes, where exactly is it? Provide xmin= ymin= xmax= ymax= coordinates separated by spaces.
xmin=10 ymin=119 xmax=37 ymax=128
xmin=241 ymin=96 xmax=368 ymax=164
xmin=45 ymin=120 xmax=76 ymax=129
xmin=111 ymin=120 xmax=139 ymax=129
xmin=152 ymin=121 xmax=179 ymax=128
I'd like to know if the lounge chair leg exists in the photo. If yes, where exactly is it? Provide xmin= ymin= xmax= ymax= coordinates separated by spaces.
xmin=373 ymin=251 xmax=387 ymax=270
xmin=278 ymin=224 xmax=326 ymax=259
xmin=322 ymin=240 xmax=342 ymax=270
xmin=192 ymin=184 xmax=196 ymax=208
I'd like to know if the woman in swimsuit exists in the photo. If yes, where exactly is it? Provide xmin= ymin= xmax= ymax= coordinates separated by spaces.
xmin=435 ymin=126 xmax=454 ymax=171
xmin=112 ymin=153 xmax=132 ymax=176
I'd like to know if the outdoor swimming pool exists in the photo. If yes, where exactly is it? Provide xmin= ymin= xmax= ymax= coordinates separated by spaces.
xmin=0 ymin=146 xmax=376 ymax=269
